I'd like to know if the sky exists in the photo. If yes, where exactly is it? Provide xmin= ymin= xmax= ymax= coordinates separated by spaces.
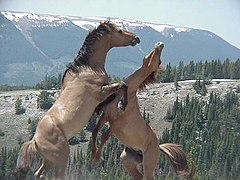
xmin=1 ymin=0 xmax=240 ymax=49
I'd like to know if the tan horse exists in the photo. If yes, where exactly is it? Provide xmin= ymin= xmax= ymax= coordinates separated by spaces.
xmin=91 ymin=42 xmax=193 ymax=180
xmin=15 ymin=21 xmax=140 ymax=180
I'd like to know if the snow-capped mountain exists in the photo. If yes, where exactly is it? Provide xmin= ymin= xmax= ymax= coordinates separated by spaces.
xmin=1 ymin=11 xmax=240 ymax=85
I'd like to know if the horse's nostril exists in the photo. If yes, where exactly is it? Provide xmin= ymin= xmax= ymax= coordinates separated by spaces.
xmin=131 ymin=36 xmax=140 ymax=46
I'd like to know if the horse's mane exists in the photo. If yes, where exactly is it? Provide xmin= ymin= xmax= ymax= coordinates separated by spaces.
xmin=138 ymin=72 xmax=158 ymax=91
xmin=61 ymin=21 xmax=114 ymax=83
xmin=138 ymin=66 xmax=163 ymax=91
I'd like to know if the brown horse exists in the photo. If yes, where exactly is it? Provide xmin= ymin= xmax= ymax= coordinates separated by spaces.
xmin=15 ymin=21 xmax=140 ymax=180
xmin=91 ymin=42 xmax=193 ymax=180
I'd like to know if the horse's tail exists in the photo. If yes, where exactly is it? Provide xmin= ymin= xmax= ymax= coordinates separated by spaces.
xmin=15 ymin=140 xmax=37 ymax=180
xmin=159 ymin=143 xmax=194 ymax=179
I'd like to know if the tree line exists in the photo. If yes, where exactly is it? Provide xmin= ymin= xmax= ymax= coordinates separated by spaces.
xmin=0 ymin=58 xmax=240 ymax=92
xmin=158 ymin=58 xmax=240 ymax=83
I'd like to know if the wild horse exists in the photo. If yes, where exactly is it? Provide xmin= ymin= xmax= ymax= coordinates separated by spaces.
xmin=15 ymin=21 xmax=140 ymax=179
xmin=91 ymin=42 xmax=193 ymax=180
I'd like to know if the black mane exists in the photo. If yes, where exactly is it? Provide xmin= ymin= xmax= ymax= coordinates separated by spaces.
xmin=61 ymin=21 xmax=114 ymax=84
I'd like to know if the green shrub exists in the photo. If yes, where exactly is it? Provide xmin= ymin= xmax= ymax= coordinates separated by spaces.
xmin=14 ymin=97 xmax=25 ymax=114
xmin=37 ymin=91 xmax=54 ymax=110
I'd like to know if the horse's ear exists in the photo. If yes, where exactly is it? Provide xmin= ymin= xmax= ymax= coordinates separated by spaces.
xmin=100 ymin=18 xmax=110 ymax=25
xmin=99 ymin=21 xmax=111 ymax=32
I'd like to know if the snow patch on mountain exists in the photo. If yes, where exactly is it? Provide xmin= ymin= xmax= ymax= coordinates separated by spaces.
xmin=1 ymin=11 xmax=240 ymax=85
xmin=71 ymin=20 xmax=98 ymax=31
xmin=145 ymin=23 xmax=190 ymax=38
xmin=2 ymin=11 xmax=69 ymax=28
xmin=2 ymin=11 xmax=192 ymax=36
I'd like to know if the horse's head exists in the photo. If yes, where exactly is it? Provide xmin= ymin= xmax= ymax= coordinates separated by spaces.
xmin=98 ymin=21 xmax=140 ymax=48
xmin=143 ymin=42 xmax=164 ymax=72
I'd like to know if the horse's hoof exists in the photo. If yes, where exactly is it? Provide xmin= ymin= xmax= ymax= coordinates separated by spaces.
xmin=92 ymin=156 xmax=104 ymax=166
xmin=154 ymin=41 xmax=164 ymax=49
xmin=117 ymin=100 xmax=124 ymax=112
xmin=117 ymin=99 xmax=128 ymax=113
xmin=119 ymin=81 xmax=127 ymax=88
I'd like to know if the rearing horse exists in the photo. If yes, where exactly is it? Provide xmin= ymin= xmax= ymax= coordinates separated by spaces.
xmin=15 ymin=21 xmax=140 ymax=180
xmin=91 ymin=42 xmax=193 ymax=180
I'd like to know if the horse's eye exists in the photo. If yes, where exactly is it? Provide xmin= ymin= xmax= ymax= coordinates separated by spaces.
xmin=118 ymin=29 xmax=123 ymax=33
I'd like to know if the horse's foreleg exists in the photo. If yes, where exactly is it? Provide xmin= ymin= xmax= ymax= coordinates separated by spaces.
xmin=101 ymin=81 xmax=128 ymax=110
xmin=93 ymin=128 xmax=112 ymax=164
xmin=91 ymin=113 xmax=107 ymax=160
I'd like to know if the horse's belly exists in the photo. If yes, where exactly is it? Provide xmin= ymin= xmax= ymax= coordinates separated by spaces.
xmin=113 ymin=128 xmax=146 ymax=150
xmin=61 ymin=101 xmax=98 ymax=139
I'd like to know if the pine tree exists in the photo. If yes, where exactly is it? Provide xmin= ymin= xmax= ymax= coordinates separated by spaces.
xmin=29 ymin=117 xmax=39 ymax=139
xmin=164 ymin=106 xmax=174 ymax=121
xmin=142 ymin=107 xmax=150 ymax=124
xmin=79 ymin=130 xmax=86 ymax=142
xmin=86 ymin=116 xmax=97 ymax=132
xmin=0 ymin=129 xmax=4 ymax=136
xmin=14 ymin=97 xmax=25 ymax=114
xmin=37 ymin=91 xmax=54 ymax=110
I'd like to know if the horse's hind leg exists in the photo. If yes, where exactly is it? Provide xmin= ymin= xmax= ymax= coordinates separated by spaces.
xmin=120 ymin=147 xmax=143 ymax=180
xmin=34 ymin=160 xmax=52 ymax=180
xmin=52 ymin=143 xmax=69 ymax=180
xmin=142 ymin=143 xmax=160 ymax=180
xmin=34 ymin=117 xmax=70 ymax=179
xmin=53 ymin=163 xmax=68 ymax=180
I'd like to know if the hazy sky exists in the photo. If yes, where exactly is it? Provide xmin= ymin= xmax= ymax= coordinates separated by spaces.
xmin=1 ymin=0 xmax=240 ymax=49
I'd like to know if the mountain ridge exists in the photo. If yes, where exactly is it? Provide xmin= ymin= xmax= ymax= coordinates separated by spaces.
xmin=1 ymin=11 xmax=240 ymax=85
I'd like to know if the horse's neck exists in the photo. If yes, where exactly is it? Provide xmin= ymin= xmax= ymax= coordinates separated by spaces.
xmin=61 ymin=41 xmax=110 ymax=89
xmin=88 ymin=42 xmax=110 ymax=71
xmin=125 ymin=65 xmax=152 ymax=94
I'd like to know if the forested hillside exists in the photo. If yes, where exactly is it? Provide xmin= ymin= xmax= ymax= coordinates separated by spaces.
xmin=160 ymin=92 xmax=240 ymax=179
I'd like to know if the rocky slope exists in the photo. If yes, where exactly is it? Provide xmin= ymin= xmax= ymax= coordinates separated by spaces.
xmin=0 ymin=79 xmax=239 ymax=148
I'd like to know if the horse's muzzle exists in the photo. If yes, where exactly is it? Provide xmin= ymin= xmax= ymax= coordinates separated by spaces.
xmin=131 ymin=36 xmax=140 ymax=46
